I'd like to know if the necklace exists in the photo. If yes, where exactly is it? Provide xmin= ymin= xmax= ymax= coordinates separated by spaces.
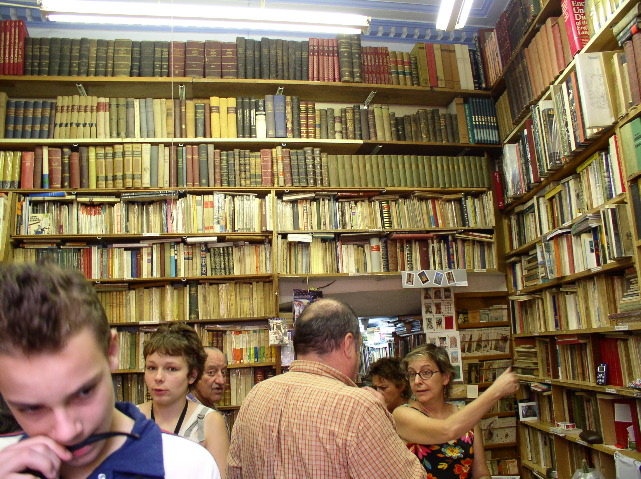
xmin=151 ymin=399 xmax=189 ymax=435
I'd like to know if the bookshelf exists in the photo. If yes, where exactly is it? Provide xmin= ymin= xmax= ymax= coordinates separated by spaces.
xmin=490 ymin=0 xmax=641 ymax=477
xmin=0 ymin=24 xmax=512 ymax=450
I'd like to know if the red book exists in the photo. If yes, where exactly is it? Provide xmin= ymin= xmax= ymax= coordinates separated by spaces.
xmin=32 ymin=146 xmax=42 ymax=188
xmin=260 ymin=148 xmax=273 ymax=187
xmin=613 ymin=398 xmax=641 ymax=451
xmin=425 ymin=43 xmax=438 ymax=87
xmin=492 ymin=170 xmax=505 ymax=209
xmin=15 ymin=20 xmax=26 ymax=75
xmin=282 ymin=148 xmax=293 ymax=187
xmin=20 ymin=151 xmax=34 ymax=189
xmin=48 ymin=147 xmax=62 ymax=189
xmin=204 ymin=40 xmax=221 ymax=79
xmin=561 ymin=0 xmax=589 ymax=57
xmin=220 ymin=42 xmax=237 ymax=79
xmin=69 ymin=151 xmax=80 ymax=188
xmin=331 ymin=39 xmax=340 ymax=82
xmin=185 ymin=40 xmax=204 ymax=78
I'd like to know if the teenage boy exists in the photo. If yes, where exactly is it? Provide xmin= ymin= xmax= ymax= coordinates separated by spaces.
xmin=0 ymin=262 xmax=220 ymax=479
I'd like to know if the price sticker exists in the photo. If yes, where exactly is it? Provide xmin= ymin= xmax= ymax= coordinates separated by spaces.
xmin=605 ymin=388 xmax=616 ymax=394
xmin=615 ymin=325 xmax=630 ymax=331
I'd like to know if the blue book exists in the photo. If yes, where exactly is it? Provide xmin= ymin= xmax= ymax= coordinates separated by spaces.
xmin=273 ymin=94 xmax=286 ymax=138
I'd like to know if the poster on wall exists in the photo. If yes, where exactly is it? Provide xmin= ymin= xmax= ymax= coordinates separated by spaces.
xmin=401 ymin=269 xmax=468 ymax=288
xmin=423 ymin=331 xmax=464 ymax=382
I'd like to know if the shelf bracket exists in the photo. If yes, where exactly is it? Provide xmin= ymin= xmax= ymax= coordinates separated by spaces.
xmin=371 ymin=144 xmax=382 ymax=155
xmin=178 ymin=84 xmax=186 ymax=100
xmin=276 ymin=86 xmax=284 ymax=95
xmin=76 ymin=83 xmax=87 ymax=97
xmin=364 ymin=91 xmax=377 ymax=108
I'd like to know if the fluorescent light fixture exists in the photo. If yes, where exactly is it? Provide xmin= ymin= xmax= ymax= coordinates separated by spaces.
xmin=455 ymin=0 xmax=474 ymax=29
xmin=40 ymin=0 xmax=370 ymax=30
xmin=46 ymin=14 xmax=364 ymax=34
xmin=435 ymin=0 xmax=457 ymax=31
xmin=436 ymin=0 xmax=473 ymax=31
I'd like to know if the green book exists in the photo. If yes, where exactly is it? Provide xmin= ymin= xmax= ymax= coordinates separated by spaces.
xmin=423 ymin=156 xmax=433 ymax=187
xmin=328 ymin=154 xmax=339 ymax=187
xmin=351 ymin=154 xmax=361 ymax=188
xmin=358 ymin=154 xmax=368 ymax=187
xmin=389 ymin=155 xmax=400 ymax=187
xmin=365 ymin=155 xmax=376 ymax=188
xmin=376 ymin=156 xmax=387 ymax=187
xmin=343 ymin=155 xmax=354 ymax=187
xmin=336 ymin=154 xmax=346 ymax=187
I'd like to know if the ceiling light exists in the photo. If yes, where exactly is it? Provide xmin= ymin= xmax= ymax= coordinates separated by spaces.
xmin=40 ymin=0 xmax=370 ymax=32
xmin=436 ymin=0 xmax=474 ymax=32
xmin=45 ymin=13 xmax=366 ymax=34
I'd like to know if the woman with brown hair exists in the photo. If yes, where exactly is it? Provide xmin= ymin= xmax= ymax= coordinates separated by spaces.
xmin=367 ymin=356 xmax=411 ymax=412
xmin=393 ymin=343 xmax=518 ymax=479
xmin=138 ymin=323 xmax=229 ymax=477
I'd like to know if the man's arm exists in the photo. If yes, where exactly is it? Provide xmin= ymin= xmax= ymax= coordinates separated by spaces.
xmin=226 ymin=419 xmax=243 ymax=479
xmin=347 ymin=399 xmax=427 ymax=479
xmin=0 ymin=435 xmax=72 ymax=479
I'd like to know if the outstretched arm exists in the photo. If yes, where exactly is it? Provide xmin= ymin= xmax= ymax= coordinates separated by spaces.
xmin=393 ymin=368 xmax=518 ymax=445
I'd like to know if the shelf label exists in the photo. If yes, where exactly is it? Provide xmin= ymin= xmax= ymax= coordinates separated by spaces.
xmin=473 ymin=269 xmax=487 ymax=273
xmin=533 ymin=331 xmax=541 ymax=335
xmin=545 ymin=379 xmax=552 ymax=384
xmin=590 ymin=267 xmax=602 ymax=273
xmin=576 ymin=439 xmax=588 ymax=446
xmin=615 ymin=325 xmax=630 ymax=331
xmin=634 ymin=391 xmax=641 ymax=398
xmin=142 ymin=233 xmax=160 ymax=237
xmin=554 ymin=431 xmax=566 ymax=437
xmin=605 ymin=388 xmax=616 ymax=394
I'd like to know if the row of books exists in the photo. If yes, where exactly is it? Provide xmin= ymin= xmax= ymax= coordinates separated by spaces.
xmin=18 ymin=192 xmax=268 ymax=235
xmin=523 ymin=382 xmax=641 ymax=455
xmin=98 ymin=280 xmax=274 ymax=322
xmin=509 ymin=271 xmax=629 ymax=334
xmin=501 ymin=17 xmax=574 ymax=124
xmin=615 ymin=10 xmax=641 ymax=111
xmin=112 ymin=374 xmax=147 ymax=405
xmin=500 ymin=51 xmax=625 ymax=203
xmin=460 ymin=326 xmax=511 ymax=356
xmin=0 ymin=94 xmax=495 ymax=146
xmin=16 ymin=31 xmax=491 ymax=90
xmin=0 ymin=19 xmax=27 ymax=75
xmin=529 ymin=210 xmax=631 ymax=281
xmin=199 ymin=328 xmax=278 ymax=366
xmin=506 ymin=143 xmax=625 ymax=252
xmin=463 ymin=359 xmax=511 ymax=384
xmin=4 ymin=144 xmax=492 ymax=190
xmin=275 ymin=233 xmax=496 ymax=274
xmin=13 ymin=242 xmax=270 ymax=279
xmin=219 ymin=367 xmax=275 ymax=408
xmin=275 ymin=191 xmax=495 ymax=231
xmin=457 ymin=305 xmax=509 ymax=324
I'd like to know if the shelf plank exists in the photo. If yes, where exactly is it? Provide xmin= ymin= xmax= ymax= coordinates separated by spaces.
xmin=458 ymin=321 xmax=511 ymax=329
xmin=0 ymin=75 xmax=492 ymax=107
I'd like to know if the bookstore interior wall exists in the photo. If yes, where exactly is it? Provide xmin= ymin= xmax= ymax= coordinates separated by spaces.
xmin=5 ymin=0 xmax=641 ymax=476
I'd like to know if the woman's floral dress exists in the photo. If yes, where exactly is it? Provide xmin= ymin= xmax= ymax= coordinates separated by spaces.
xmin=404 ymin=404 xmax=475 ymax=479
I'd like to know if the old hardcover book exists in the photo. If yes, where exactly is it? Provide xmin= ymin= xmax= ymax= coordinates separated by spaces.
xmin=113 ymin=39 xmax=132 ymax=77
xmin=170 ymin=41 xmax=186 ymax=77
xmin=221 ymin=42 xmax=237 ymax=79
xmin=185 ymin=41 xmax=205 ymax=78
xmin=204 ymin=40 xmax=222 ymax=78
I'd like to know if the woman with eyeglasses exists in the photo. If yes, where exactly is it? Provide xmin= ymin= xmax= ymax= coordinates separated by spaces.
xmin=393 ymin=343 xmax=518 ymax=479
